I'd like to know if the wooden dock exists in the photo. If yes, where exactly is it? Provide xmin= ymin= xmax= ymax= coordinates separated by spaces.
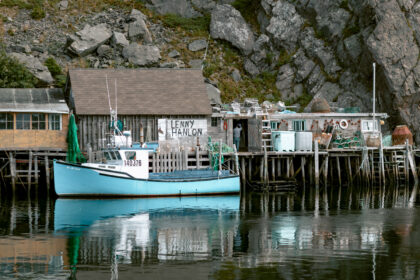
xmin=0 ymin=141 xmax=418 ymax=198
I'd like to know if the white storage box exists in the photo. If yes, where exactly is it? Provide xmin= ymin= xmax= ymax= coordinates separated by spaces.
xmin=295 ymin=132 xmax=313 ymax=151
xmin=272 ymin=131 xmax=295 ymax=151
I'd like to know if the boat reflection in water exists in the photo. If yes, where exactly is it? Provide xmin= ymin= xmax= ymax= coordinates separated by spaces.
xmin=1 ymin=184 xmax=418 ymax=279
xmin=54 ymin=195 xmax=241 ymax=275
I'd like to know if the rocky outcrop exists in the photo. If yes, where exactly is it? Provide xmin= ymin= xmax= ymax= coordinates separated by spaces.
xmin=141 ymin=0 xmax=202 ymax=18
xmin=210 ymin=4 xmax=255 ymax=55
xmin=122 ymin=43 xmax=161 ymax=66
xmin=67 ymin=24 xmax=112 ymax=57
xmin=266 ymin=0 xmax=304 ymax=53
xmin=188 ymin=39 xmax=208 ymax=51
xmin=10 ymin=53 xmax=54 ymax=84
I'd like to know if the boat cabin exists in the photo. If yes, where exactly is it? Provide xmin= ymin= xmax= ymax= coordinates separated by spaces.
xmin=0 ymin=88 xmax=69 ymax=150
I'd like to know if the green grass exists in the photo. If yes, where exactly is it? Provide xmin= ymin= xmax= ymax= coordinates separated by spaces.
xmin=160 ymin=13 xmax=210 ymax=35
xmin=0 ymin=0 xmax=46 ymax=20
xmin=277 ymin=49 xmax=293 ymax=67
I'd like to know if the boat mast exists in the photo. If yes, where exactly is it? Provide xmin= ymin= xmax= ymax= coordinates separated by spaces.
xmin=373 ymin=63 xmax=376 ymax=130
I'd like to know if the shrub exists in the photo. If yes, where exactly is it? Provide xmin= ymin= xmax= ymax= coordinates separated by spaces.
xmin=160 ymin=13 xmax=210 ymax=32
xmin=44 ymin=57 xmax=62 ymax=76
xmin=31 ymin=4 xmax=45 ymax=20
xmin=232 ymin=0 xmax=260 ymax=31
xmin=0 ymin=49 xmax=38 ymax=88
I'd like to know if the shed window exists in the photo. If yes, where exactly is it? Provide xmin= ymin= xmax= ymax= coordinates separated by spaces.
xmin=49 ymin=114 xmax=61 ymax=130
xmin=16 ymin=114 xmax=30 ymax=130
xmin=0 ymin=113 xmax=14 ymax=130
xmin=211 ymin=117 xmax=219 ymax=127
xmin=293 ymin=120 xmax=305 ymax=131
xmin=361 ymin=120 xmax=378 ymax=132
xmin=32 ymin=114 xmax=46 ymax=130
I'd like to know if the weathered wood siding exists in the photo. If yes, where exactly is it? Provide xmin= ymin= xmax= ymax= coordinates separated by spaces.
xmin=77 ymin=115 xmax=215 ymax=151
xmin=0 ymin=113 xmax=69 ymax=150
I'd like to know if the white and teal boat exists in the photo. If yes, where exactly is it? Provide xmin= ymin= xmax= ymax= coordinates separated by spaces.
xmin=53 ymin=151 xmax=240 ymax=197
xmin=54 ymin=114 xmax=240 ymax=197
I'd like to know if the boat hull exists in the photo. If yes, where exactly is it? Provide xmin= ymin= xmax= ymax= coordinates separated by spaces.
xmin=53 ymin=161 xmax=240 ymax=197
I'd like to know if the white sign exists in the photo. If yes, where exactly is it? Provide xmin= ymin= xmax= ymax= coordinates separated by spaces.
xmin=158 ymin=119 xmax=207 ymax=140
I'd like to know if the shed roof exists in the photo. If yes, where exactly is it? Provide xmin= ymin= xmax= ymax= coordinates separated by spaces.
xmin=68 ymin=68 xmax=212 ymax=115
xmin=0 ymin=88 xmax=69 ymax=114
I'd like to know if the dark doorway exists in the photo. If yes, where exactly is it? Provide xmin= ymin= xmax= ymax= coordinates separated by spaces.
xmin=233 ymin=119 xmax=248 ymax=152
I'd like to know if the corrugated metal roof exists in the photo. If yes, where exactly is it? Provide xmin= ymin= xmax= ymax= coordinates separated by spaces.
xmin=68 ymin=68 xmax=212 ymax=115
xmin=0 ymin=88 xmax=69 ymax=113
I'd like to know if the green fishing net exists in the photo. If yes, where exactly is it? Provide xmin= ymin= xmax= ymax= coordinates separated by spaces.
xmin=66 ymin=114 xmax=86 ymax=163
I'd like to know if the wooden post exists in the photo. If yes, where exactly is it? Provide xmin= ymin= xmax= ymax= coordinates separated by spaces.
xmin=379 ymin=133 xmax=385 ymax=186
xmin=45 ymin=156 xmax=50 ymax=194
xmin=277 ymin=158 xmax=281 ymax=177
xmin=88 ymin=145 xmax=93 ymax=163
xmin=183 ymin=149 xmax=188 ymax=170
xmin=315 ymin=140 xmax=319 ymax=188
xmin=234 ymin=145 xmax=240 ymax=175
xmin=28 ymin=151 xmax=33 ymax=195
xmin=324 ymin=156 xmax=329 ymax=187
xmin=248 ymin=157 xmax=252 ymax=180
xmin=286 ymin=157 xmax=290 ymax=178
xmin=336 ymin=157 xmax=342 ymax=186
xmin=407 ymin=143 xmax=419 ymax=185
xmin=196 ymin=148 xmax=200 ymax=170
xmin=347 ymin=156 xmax=353 ymax=185
xmin=241 ymin=157 xmax=245 ymax=182
xmin=34 ymin=155 xmax=39 ymax=186
xmin=263 ymin=142 xmax=268 ymax=183
xmin=260 ymin=157 xmax=264 ymax=182
xmin=301 ymin=157 xmax=306 ymax=183
xmin=10 ymin=152 xmax=16 ymax=197
xmin=271 ymin=158 xmax=275 ymax=180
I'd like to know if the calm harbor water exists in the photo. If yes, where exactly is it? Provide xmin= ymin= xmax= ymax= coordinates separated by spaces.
xmin=0 ymin=184 xmax=419 ymax=279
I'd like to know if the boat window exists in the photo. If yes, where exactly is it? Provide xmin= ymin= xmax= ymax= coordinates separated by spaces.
xmin=114 ymin=151 xmax=122 ymax=160
xmin=109 ymin=151 xmax=117 ymax=160
xmin=125 ymin=151 xmax=136 ymax=160
xmin=104 ymin=152 xmax=111 ymax=160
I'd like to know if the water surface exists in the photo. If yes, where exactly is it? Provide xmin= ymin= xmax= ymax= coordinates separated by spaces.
xmin=0 ymin=184 xmax=419 ymax=279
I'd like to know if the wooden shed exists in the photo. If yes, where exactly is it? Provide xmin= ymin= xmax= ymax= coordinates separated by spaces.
xmin=65 ymin=68 xmax=220 ymax=151
xmin=0 ymin=88 xmax=69 ymax=150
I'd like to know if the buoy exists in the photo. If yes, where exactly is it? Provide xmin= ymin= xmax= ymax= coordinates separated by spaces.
xmin=339 ymin=119 xmax=348 ymax=129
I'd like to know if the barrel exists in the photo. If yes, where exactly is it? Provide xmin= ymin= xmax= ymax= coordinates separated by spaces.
xmin=366 ymin=134 xmax=380 ymax=147
xmin=392 ymin=125 xmax=413 ymax=145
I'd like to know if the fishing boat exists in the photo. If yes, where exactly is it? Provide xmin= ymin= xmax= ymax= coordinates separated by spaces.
xmin=53 ymin=150 xmax=240 ymax=197
xmin=54 ymin=118 xmax=239 ymax=197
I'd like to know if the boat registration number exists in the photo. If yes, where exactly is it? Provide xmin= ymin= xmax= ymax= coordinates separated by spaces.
xmin=124 ymin=160 xmax=142 ymax=167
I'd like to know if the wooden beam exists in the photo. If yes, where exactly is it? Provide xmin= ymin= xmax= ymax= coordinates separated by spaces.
xmin=315 ymin=140 xmax=319 ymax=188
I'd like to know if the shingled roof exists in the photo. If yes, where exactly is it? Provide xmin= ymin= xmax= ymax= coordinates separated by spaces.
xmin=0 ymin=88 xmax=68 ymax=113
xmin=68 ymin=68 xmax=212 ymax=115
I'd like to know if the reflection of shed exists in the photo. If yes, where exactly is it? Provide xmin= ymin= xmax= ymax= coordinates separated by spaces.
xmin=65 ymin=69 xmax=214 ymax=151
xmin=0 ymin=88 xmax=69 ymax=150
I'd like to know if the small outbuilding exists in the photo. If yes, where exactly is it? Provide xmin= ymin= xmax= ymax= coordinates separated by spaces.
xmin=0 ymin=88 xmax=69 ymax=150
xmin=65 ymin=68 xmax=230 ymax=151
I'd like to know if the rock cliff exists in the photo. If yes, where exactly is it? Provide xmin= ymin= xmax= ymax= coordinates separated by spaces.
xmin=0 ymin=0 xmax=419 ymax=143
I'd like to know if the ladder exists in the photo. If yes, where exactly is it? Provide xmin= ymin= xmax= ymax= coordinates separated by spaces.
xmin=261 ymin=115 xmax=272 ymax=151
xmin=392 ymin=150 xmax=408 ymax=184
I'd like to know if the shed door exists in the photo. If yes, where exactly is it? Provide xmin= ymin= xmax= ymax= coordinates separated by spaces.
xmin=248 ymin=118 xmax=262 ymax=152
